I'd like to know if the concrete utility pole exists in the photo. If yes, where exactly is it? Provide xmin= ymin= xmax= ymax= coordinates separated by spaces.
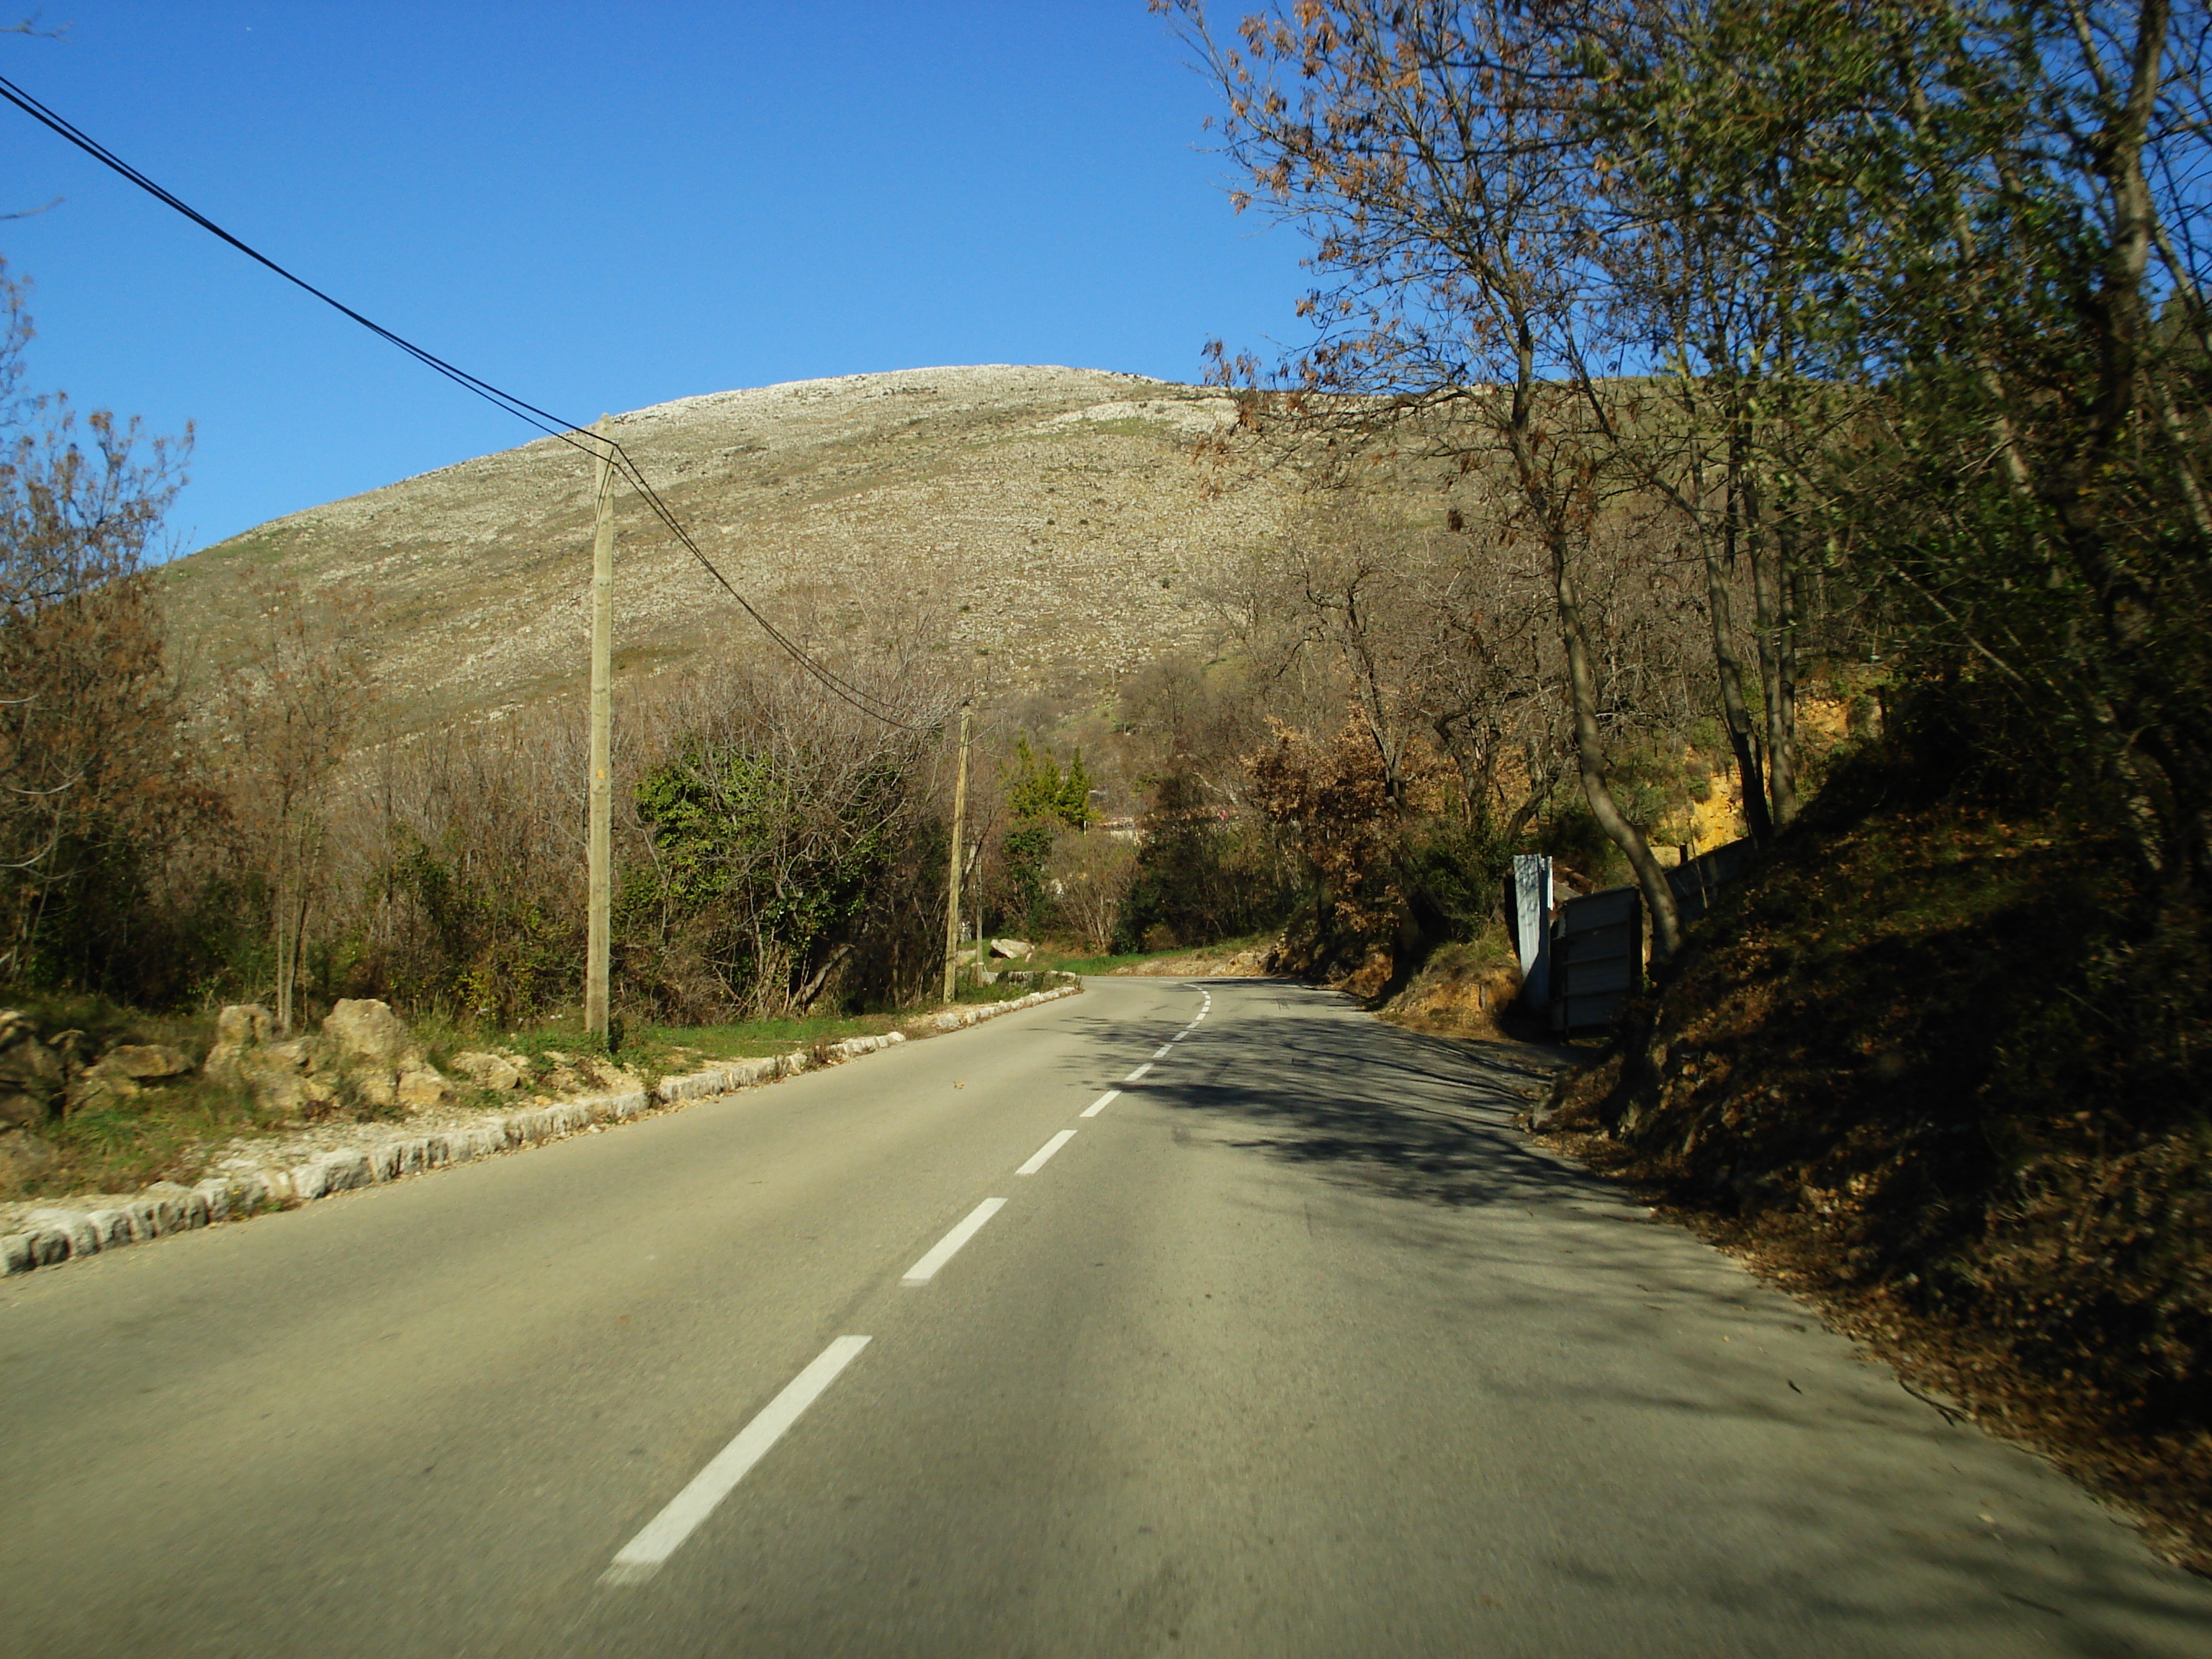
xmin=585 ymin=413 xmax=616 ymax=1046
xmin=942 ymin=698 xmax=972 ymax=1004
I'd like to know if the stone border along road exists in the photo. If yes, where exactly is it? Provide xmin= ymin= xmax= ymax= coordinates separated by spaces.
xmin=0 ymin=985 xmax=1082 ymax=1280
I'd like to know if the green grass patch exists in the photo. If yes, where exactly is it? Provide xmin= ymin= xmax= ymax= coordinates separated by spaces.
xmin=10 ymin=1072 xmax=291 ymax=1200
xmin=950 ymin=974 xmax=1051 ymax=1004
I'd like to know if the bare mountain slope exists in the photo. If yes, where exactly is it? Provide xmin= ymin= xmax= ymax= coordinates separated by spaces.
xmin=159 ymin=365 xmax=1323 ymax=729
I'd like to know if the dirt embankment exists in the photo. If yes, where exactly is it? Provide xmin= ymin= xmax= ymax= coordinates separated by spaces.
xmin=1535 ymin=756 xmax=2212 ymax=1573
xmin=1123 ymin=925 xmax=1530 ymax=1044
xmin=1371 ymin=940 xmax=1525 ymax=1042
xmin=1109 ymin=943 xmax=1273 ymax=977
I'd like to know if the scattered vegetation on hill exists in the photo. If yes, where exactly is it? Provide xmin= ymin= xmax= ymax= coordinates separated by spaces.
xmin=0 ymin=240 xmax=1796 ymax=1067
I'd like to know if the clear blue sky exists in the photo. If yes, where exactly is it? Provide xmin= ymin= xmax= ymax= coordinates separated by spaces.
xmin=0 ymin=2 xmax=1303 ymax=554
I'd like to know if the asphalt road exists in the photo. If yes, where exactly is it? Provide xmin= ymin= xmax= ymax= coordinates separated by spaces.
xmin=3 ymin=976 xmax=2208 ymax=1658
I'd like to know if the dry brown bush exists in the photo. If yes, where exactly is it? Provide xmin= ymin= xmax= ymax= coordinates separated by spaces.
xmin=1047 ymin=831 xmax=1138 ymax=956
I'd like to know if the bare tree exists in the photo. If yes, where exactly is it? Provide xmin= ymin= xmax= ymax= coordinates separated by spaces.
xmin=1159 ymin=0 xmax=1691 ymax=952
xmin=1047 ymin=830 xmax=1138 ymax=955
xmin=219 ymin=580 xmax=374 ymax=1033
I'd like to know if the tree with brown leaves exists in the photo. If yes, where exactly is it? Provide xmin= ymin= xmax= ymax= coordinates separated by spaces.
xmin=0 ymin=261 xmax=197 ymax=990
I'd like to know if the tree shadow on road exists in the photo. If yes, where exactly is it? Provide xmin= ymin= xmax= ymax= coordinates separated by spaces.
xmin=1130 ymin=981 xmax=1598 ymax=1213
xmin=1120 ymin=985 xmax=2212 ymax=1653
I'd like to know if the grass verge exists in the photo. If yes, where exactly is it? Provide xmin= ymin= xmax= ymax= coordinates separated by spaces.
xmin=634 ymin=1012 xmax=901 ymax=1063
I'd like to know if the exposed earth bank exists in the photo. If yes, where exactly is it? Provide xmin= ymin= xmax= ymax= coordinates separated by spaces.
xmin=1533 ymin=743 xmax=2212 ymax=1573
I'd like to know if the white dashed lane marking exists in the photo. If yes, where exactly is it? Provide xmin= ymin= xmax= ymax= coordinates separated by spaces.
xmin=1016 ymin=1129 xmax=1077 ymax=1176
xmin=902 ymin=1197 xmax=1006 ymax=1284
xmin=603 ymin=988 xmax=1229 ymax=1591
xmin=601 ymin=1336 xmax=871 ymax=1586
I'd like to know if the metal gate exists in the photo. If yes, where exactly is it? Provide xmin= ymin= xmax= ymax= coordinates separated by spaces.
xmin=1506 ymin=853 xmax=1555 ymax=1009
xmin=1549 ymin=885 xmax=1644 ymax=1034
xmin=1511 ymin=840 xmax=1756 ymax=1034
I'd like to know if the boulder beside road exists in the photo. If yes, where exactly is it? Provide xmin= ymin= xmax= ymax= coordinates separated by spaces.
xmin=207 ymin=998 xmax=455 ymax=1117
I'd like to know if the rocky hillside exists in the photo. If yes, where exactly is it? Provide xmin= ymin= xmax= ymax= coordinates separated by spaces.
xmin=158 ymin=366 xmax=1346 ymax=731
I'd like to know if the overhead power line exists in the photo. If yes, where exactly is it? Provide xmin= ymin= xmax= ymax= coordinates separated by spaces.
xmin=0 ymin=70 xmax=927 ymax=732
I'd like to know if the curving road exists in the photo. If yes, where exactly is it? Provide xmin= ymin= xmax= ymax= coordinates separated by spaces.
xmin=2 ymin=976 xmax=2207 ymax=1657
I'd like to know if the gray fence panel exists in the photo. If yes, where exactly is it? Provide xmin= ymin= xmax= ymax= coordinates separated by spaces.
xmin=1550 ymin=886 xmax=1643 ymax=1033
xmin=1538 ymin=840 xmax=1755 ymax=1032
xmin=1666 ymin=837 xmax=1758 ymax=930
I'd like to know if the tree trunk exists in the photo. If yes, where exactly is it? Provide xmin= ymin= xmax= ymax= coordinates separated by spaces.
xmin=289 ymin=870 xmax=315 ymax=1033
xmin=794 ymin=941 xmax=852 ymax=1012
xmin=1747 ymin=486 xmax=1799 ymax=831
xmin=1503 ymin=320 xmax=1684 ymax=960
xmin=1555 ymin=547 xmax=1686 ymax=961
xmin=1709 ymin=439 xmax=1775 ymax=846
xmin=274 ymin=876 xmax=295 ymax=1037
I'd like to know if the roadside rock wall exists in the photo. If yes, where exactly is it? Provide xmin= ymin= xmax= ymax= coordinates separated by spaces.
xmin=2 ymin=984 xmax=1081 ymax=1278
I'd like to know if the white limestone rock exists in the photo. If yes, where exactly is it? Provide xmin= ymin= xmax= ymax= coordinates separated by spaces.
xmin=451 ymin=1051 xmax=526 ymax=1092
xmin=23 ymin=1208 xmax=97 ymax=1259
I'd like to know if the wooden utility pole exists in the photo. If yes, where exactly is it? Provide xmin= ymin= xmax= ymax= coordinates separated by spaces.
xmin=941 ymin=698 xmax=972 ymax=1004
xmin=585 ymin=413 xmax=616 ymax=1046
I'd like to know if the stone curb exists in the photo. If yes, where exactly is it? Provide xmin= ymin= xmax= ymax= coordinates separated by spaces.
xmin=920 ymin=984 xmax=1079 ymax=1035
xmin=1 ymin=982 xmax=1080 ymax=1280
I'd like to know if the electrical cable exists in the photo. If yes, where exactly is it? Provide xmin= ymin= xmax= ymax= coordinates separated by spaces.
xmin=0 ymin=70 xmax=932 ymax=732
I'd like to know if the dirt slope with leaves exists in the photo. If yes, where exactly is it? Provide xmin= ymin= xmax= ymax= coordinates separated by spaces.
xmin=1540 ymin=746 xmax=2212 ymax=1572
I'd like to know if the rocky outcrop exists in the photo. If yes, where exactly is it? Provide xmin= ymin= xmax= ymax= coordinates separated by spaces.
xmin=66 ymin=1043 xmax=193 ymax=1114
xmin=0 ymin=1015 xmax=195 ymax=1125
xmin=323 ymin=998 xmax=451 ymax=1112
xmin=97 ymin=1043 xmax=193 ymax=1080
xmin=206 ymin=999 xmax=454 ymax=1117
xmin=0 ymin=1012 xmax=66 ymax=1130
xmin=206 ymin=1012 xmax=322 ymax=1117
xmin=203 ymin=1004 xmax=278 ymax=1096
xmin=321 ymin=999 xmax=413 ymax=1069
xmin=204 ymin=1003 xmax=275 ymax=1069
xmin=451 ymin=1050 xmax=526 ymax=1092
xmin=0 ymin=1128 xmax=57 ymax=1186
